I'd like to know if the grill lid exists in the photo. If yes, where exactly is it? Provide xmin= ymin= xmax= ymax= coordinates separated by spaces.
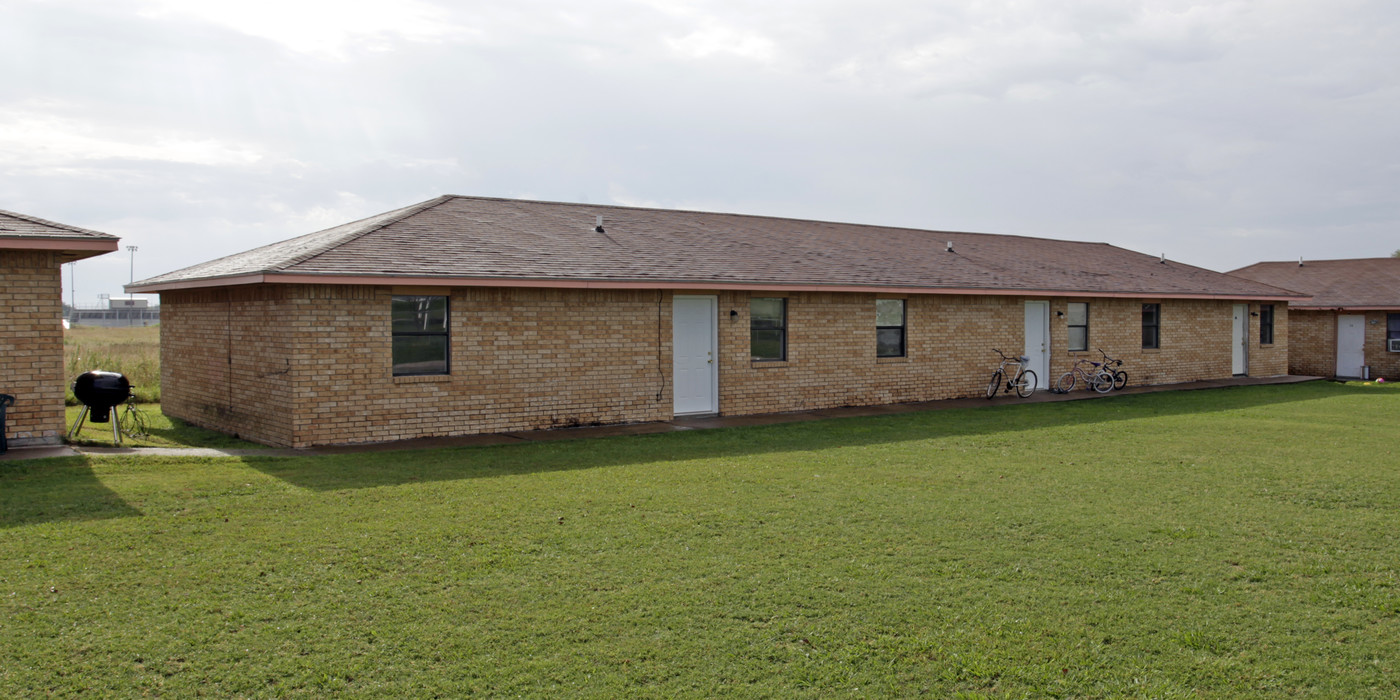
xmin=72 ymin=370 xmax=132 ymax=409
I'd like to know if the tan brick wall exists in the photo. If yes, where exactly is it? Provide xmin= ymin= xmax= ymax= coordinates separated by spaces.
xmin=160 ymin=286 xmax=297 ymax=446
xmin=161 ymin=285 xmax=672 ymax=447
xmin=1363 ymin=312 xmax=1400 ymax=380
xmin=287 ymin=286 xmax=672 ymax=447
xmin=1288 ymin=310 xmax=1336 ymax=376
xmin=1288 ymin=309 xmax=1400 ymax=379
xmin=718 ymin=293 xmax=1286 ymax=414
xmin=0 ymin=251 xmax=66 ymax=446
xmin=1045 ymin=298 xmax=1289 ymax=386
xmin=159 ymin=285 xmax=1294 ymax=447
xmin=718 ymin=292 xmax=1025 ymax=413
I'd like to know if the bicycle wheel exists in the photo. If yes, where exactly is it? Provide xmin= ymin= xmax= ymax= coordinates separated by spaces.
xmin=1056 ymin=372 xmax=1077 ymax=393
xmin=986 ymin=371 xmax=1003 ymax=399
xmin=120 ymin=403 xmax=148 ymax=438
xmin=1013 ymin=370 xmax=1036 ymax=398
xmin=1091 ymin=370 xmax=1114 ymax=394
xmin=1112 ymin=370 xmax=1128 ymax=391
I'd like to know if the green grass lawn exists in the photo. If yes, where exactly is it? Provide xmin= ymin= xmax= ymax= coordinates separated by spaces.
xmin=4 ymin=382 xmax=1399 ymax=697
xmin=63 ymin=404 xmax=261 ymax=449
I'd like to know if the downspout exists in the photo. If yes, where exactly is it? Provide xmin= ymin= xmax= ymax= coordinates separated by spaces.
xmin=656 ymin=290 xmax=665 ymax=403
xmin=227 ymin=289 xmax=233 ymax=414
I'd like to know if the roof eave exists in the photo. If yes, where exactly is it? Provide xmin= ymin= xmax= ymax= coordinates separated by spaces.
xmin=1290 ymin=304 xmax=1400 ymax=312
xmin=2 ymin=236 xmax=121 ymax=261
xmin=125 ymin=271 xmax=1309 ymax=301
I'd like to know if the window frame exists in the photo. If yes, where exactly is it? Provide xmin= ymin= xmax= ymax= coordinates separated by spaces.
xmin=750 ymin=297 xmax=787 ymax=361
xmin=876 ymin=298 xmax=906 ymax=358
xmin=1259 ymin=304 xmax=1275 ymax=345
xmin=391 ymin=295 xmax=450 ymax=376
xmin=1067 ymin=302 xmax=1089 ymax=352
xmin=1142 ymin=303 xmax=1161 ymax=350
xmin=1388 ymin=313 xmax=1400 ymax=346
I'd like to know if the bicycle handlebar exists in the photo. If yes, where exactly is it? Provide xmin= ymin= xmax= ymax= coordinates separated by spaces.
xmin=994 ymin=349 xmax=1031 ymax=364
xmin=1097 ymin=348 xmax=1123 ymax=366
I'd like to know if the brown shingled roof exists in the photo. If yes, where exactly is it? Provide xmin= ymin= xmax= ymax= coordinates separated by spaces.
xmin=0 ymin=209 xmax=117 ymax=239
xmin=1230 ymin=258 xmax=1400 ymax=309
xmin=1 ymin=208 xmax=120 ymax=260
xmin=130 ymin=195 xmax=1303 ymax=300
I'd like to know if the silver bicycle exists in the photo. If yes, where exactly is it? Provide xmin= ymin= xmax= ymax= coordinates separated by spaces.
xmin=986 ymin=349 xmax=1037 ymax=399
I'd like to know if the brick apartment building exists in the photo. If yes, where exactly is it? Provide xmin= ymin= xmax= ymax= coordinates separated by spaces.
xmin=1 ymin=210 xmax=119 ymax=448
xmin=130 ymin=195 xmax=1302 ymax=448
xmin=1231 ymin=258 xmax=1400 ymax=379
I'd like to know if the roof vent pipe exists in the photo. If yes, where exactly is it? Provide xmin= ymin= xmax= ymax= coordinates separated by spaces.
xmin=594 ymin=215 xmax=605 ymax=233
xmin=946 ymin=241 xmax=954 ymax=252
xmin=1160 ymin=253 xmax=1166 ymax=264
xmin=1299 ymin=256 xmax=1304 ymax=267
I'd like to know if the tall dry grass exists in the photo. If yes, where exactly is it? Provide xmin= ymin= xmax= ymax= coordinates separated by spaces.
xmin=63 ymin=325 xmax=161 ymax=404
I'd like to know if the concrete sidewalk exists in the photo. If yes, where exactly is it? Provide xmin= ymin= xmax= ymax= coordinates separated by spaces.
xmin=1 ymin=374 xmax=1324 ymax=462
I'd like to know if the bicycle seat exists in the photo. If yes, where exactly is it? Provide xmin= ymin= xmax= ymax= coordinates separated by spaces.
xmin=1018 ymin=356 xmax=1030 ymax=363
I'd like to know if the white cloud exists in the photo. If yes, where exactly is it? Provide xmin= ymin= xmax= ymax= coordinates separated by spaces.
xmin=132 ymin=0 xmax=473 ymax=58
xmin=265 ymin=191 xmax=385 ymax=232
xmin=664 ymin=25 xmax=779 ymax=63
xmin=0 ymin=105 xmax=266 ymax=168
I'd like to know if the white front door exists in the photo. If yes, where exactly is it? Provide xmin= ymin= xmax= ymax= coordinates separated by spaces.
xmin=1231 ymin=304 xmax=1249 ymax=376
xmin=673 ymin=295 xmax=718 ymax=414
xmin=1337 ymin=314 xmax=1366 ymax=378
xmin=1023 ymin=301 xmax=1049 ymax=389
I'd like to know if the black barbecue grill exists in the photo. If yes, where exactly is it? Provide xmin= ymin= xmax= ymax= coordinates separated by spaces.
xmin=68 ymin=370 xmax=134 ymax=444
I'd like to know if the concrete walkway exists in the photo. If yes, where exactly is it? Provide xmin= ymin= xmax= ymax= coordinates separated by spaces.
xmin=1 ymin=374 xmax=1324 ymax=462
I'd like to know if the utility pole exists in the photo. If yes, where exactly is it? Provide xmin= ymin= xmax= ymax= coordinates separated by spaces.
xmin=127 ymin=245 xmax=139 ymax=326
xmin=127 ymin=246 xmax=138 ymax=298
xmin=67 ymin=261 xmax=76 ymax=322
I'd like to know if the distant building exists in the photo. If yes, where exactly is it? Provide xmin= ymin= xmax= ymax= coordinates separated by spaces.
xmin=70 ymin=297 xmax=160 ymax=327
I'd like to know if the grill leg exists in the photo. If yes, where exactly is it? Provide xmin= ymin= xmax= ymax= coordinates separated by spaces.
xmin=112 ymin=412 xmax=122 ymax=446
xmin=67 ymin=405 xmax=90 ymax=440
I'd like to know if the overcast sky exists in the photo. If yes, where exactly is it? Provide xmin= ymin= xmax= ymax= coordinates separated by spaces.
xmin=4 ymin=0 xmax=1397 ymax=306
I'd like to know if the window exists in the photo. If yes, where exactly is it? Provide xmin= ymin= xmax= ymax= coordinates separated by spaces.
xmin=876 ymin=299 xmax=906 ymax=358
xmin=1142 ymin=303 xmax=1161 ymax=349
xmin=750 ymin=297 xmax=786 ymax=361
xmin=392 ymin=295 xmax=449 ymax=375
xmin=1067 ymin=302 xmax=1089 ymax=352
xmin=1388 ymin=313 xmax=1400 ymax=346
xmin=1259 ymin=304 xmax=1275 ymax=345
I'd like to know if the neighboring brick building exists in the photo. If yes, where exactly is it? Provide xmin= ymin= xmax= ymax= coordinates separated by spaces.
xmin=1231 ymin=258 xmax=1400 ymax=379
xmin=131 ymin=195 xmax=1301 ymax=448
xmin=1 ymin=210 xmax=120 ymax=447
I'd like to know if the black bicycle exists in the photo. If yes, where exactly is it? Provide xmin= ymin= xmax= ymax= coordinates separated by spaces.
xmin=1099 ymin=348 xmax=1128 ymax=391
xmin=986 ymin=349 xmax=1037 ymax=399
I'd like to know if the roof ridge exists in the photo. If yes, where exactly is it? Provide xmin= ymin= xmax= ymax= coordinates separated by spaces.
xmin=270 ymin=196 xmax=453 ymax=271
xmin=1241 ymin=256 xmax=1400 ymax=267
xmin=0 ymin=208 xmax=116 ymax=238
xmin=436 ymin=194 xmax=1112 ymax=247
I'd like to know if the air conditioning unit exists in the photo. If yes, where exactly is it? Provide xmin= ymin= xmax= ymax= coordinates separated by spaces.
xmin=1389 ymin=338 xmax=1400 ymax=353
